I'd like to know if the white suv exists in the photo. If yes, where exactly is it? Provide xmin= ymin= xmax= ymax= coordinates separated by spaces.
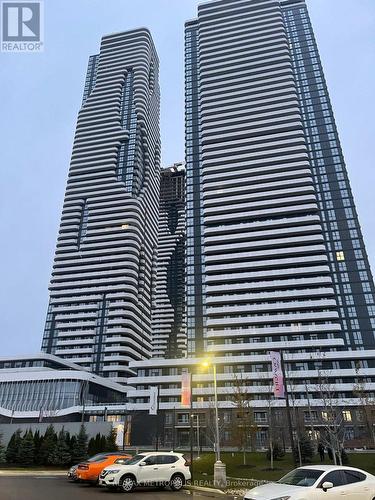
xmin=99 ymin=451 xmax=191 ymax=492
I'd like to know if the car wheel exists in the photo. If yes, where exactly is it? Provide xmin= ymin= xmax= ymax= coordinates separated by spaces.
xmin=170 ymin=474 xmax=184 ymax=491
xmin=120 ymin=475 xmax=136 ymax=493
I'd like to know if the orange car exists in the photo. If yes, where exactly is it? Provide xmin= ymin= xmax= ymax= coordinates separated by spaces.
xmin=76 ymin=452 xmax=131 ymax=484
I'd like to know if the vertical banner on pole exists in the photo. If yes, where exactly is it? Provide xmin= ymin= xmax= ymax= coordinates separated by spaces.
xmin=149 ymin=386 xmax=159 ymax=415
xmin=270 ymin=351 xmax=285 ymax=398
xmin=181 ymin=371 xmax=191 ymax=407
xmin=114 ymin=422 xmax=125 ymax=448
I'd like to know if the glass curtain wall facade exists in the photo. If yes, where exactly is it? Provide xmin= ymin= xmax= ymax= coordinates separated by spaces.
xmin=42 ymin=29 xmax=161 ymax=383
xmin=152 ymin=164 xmax=187 ymax=358
xmin=0 ymin=377 xmax=124 ymax=414
xmin=0 ymin=354 xmax=126 ymax=418
xmin=281 ymin=0 xmax=375 ymax=352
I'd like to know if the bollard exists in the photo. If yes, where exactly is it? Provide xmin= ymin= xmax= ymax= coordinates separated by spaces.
xmin=213 ymin=460 xmax=227 ymax=489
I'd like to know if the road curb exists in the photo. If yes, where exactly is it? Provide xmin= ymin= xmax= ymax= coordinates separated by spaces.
xmin=185 ymin=484 xmax=234 ymax=497
xmin=0 ymin=470 xmax=67 ymax=476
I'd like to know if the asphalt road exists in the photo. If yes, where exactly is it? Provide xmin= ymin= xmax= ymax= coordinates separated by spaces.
xmin=0 ymin=475 xmax=228 ymax=500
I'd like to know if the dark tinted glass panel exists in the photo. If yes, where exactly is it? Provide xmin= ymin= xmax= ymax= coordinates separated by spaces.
xmin=144 ymin=455 xmax=157 ymax=465
xmin=160 ymin=455 xmax=178 ymax=464
xmin=87 ymin=453 xmax=106 ymax=462
xmin=343 ymin=470 xmax=366 ymax=484
xmin=321 ymin=471 xmax=346 ymax=487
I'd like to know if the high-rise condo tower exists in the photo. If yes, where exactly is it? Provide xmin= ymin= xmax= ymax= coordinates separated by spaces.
xmin=42 ymin=29 xmax=161 ymax=383
xmin=128 ymin=0 xmax=375 ymax=449
xmin=185 ymin=0 xmax=375 ymax=361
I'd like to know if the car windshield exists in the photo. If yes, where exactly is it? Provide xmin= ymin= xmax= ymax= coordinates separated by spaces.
xmin=121 ymin=454 xmax=146 ymax=465
xmin=278 ymin=469 xmax=324 ymax=487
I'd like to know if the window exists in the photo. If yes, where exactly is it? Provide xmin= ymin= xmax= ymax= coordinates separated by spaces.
xmin=342 ymin=410 xmax=352 ymax=422
xmin=158 ymin=455 xmax=178 ymax=464
xmin=223 ymin=412 xmax=231 ymax=423
xmin=344 ymin=427 xmax=354 ymax=440
xmin=348 ymin=307 xmax=357 ymax=318
xmin=178 ymin=413 xmax=189 ymax=424
xmin=338 ymin=262 xmax=347 ymax=272
xmin=254 ymin=412 xmax=267 ymax=423
xmin=353 ymin=331 xmax=362 ymax=345
xmin=87 ymin=454 xmax=107 ymax=463
xmin=343 ymin=470 xmax=366 ymax=484
xmin=279 ymin=469 xmax=324 ymax=487
xmin=365 ymin=294 xmax=374 ymax=305
xmin=115 ymin=458 xmax=130 ymax=465
xmin=359 ymin=271 xmax=369 ymax=281
xmin=304 ymin=411 xmax=318 ymax=422
xmin=141 ymin=455 xmax=158 ymax=465
xmin=107 ymin=415 xmax=122 ymax=422
xmin=336 ymin=251 xmax=345 ymax=261
xmin=320 ymin=470 xmax=346 ymax=488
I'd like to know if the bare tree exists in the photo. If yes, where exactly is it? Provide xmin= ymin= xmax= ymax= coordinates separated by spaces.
xmin=305 ymin=381 xmax=319 ymax=442
xmin=203 ymin=401 xmax=229 ymax=456
xmin=288 ymin=379 xmax=303 ymax=466
xmin=353 ymin=371 xmax=375 ymax=448
xmin=229 ymin=373 xmax=257 ymax=465
xmin=316 ymin=371 xmax=346 ymax=465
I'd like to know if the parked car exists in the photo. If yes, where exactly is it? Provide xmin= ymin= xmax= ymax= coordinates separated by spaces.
xmin=75 ymin=452 xmax=131 ymax=484
xmin=99 ymin=451 xmax=191 ymax=492
xmin=67 ymin=453 xmax=110 ymax=481
xmin=244 ymin=465 xmax=375 ymax=499
xmin=67 ymin=464 xmax=78 ymax=481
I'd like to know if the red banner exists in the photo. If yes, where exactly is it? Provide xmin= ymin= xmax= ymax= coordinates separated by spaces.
xmin=270 ymin=351 xmax=285 ymax=398
xmin=181 ymin=372 xmax=191 ymax=407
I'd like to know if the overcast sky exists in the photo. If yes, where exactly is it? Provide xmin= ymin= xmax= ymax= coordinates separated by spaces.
xmin=0 ymin=0 xmax=374 ymax=357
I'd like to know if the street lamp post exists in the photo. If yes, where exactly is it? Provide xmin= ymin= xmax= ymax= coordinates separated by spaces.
xmin=191 ymin=413 xmax=201 ymax=459
xmin=212 ymin=362 xmax=221 ymax=462
xmin=279 ymin=350 xmax=297 ymax=464
xmin=202 ymin=358 xmax=226 ymax=489
xmin=196 ymin=413 xmax=201 ymax=458
xmin=189 ymin=382 xmax=194 ymax=483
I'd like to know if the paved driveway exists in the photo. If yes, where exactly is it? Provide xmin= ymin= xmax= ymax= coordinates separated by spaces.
xmin=0 ymin=475 xmax=229 ymax=500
